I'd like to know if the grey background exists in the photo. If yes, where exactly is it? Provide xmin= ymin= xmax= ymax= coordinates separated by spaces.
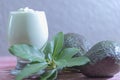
xmin=1 ymin=0 xmax=120 ymax=56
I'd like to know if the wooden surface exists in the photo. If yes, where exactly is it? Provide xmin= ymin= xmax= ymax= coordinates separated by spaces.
xmin=0 ymin=57 xmax=120 ymax=80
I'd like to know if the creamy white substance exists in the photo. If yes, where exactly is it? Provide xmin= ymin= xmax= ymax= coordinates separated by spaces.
xmin=8 ymin=7 xmax=48 ymax=49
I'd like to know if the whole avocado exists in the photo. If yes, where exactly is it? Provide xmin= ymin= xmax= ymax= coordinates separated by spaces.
xmin=64 ymin=33 xmax=91 ymax=56
xmin=80 ymin=41 xmax=120 ymax=77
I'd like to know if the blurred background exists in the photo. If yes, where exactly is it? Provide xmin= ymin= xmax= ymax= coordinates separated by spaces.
xmin=1 ymin=0 xmax=120 ymax=56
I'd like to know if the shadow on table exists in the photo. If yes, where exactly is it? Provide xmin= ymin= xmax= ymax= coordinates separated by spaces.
xmin=57 ymin=72 xmax=111 ymax=80
xmin=25 ymin=76 xmax=110 ymax=80
xmin=80 ymin=76 xmax=111 ymax=80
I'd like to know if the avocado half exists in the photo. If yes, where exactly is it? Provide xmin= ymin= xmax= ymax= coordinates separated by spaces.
xmin=80 ymin=41 xmax=120 ymax=77
xmin=64 ymin=33 xmax=91 ymax=56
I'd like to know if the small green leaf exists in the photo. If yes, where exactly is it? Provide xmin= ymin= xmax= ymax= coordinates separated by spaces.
xmin=44 ymin=40 xmax=54 ymax=58
xmin=16 ymin=63 xmax=47 ymax=80
xmin=9 ymin=44 xmax=45 ymax=62
xmin=39 ymin=42 xmax=47 ymax=52
xmin=57 ymin=48 xmax=79 ymax=60
xmin=48 ymin=54 xmax=52 ymax=61
xmin=41 ymin=69 xmax=57 ymax=80
xmin=48 ymin=70 xmax=57 ymax=80
xmin=66 ymin=56 xmax=90 ymax=67
xmin=53 ymin=32 xmax=64 ymax=58
xmin=55 ymin=59 xmax=67 ymax=69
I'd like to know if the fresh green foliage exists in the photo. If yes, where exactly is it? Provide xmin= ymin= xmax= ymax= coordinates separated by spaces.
xmin=9 ymin=44 xmax=45 ymax=62
xmin=9 ymin=32 xmax=90 ymax=80
xmin=53 ymin=32 xmax=64 ymax=58
xmin=66 ymin=56 xmax=90 ymax=67
xmin=56 ymin=48 xmax=80 ymax=60
xmin=40 ymin=69 xmax=57 ymax=80
xmin=16 ymin=63 xmax=47 ymax=80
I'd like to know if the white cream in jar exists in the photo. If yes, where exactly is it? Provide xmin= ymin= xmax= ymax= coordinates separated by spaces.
xmin=8 ymin=7 xmax=48 ymax=49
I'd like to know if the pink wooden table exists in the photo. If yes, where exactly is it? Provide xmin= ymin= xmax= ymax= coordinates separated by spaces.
xmin=0 ymin=57 xmax=120 ymax=80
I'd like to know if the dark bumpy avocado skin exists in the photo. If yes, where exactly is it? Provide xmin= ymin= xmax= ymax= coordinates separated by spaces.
xmin=64 ymin=33 xmax=91 ymax=56
xmin=80 ymin=41 xmax=120 ymax=77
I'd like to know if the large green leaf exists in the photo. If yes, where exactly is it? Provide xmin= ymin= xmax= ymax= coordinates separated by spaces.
xmin=16 ymin=63 xmax=47 ymax=80
xmin=53 ymin=32 xmax=64 ymax=58
xmin=40 ymin=69 xmax=57 ymax=80
xmin=56 ymin=48 xmax=79 ymax=60
xmin=66 ymin=56 xmax=90 ymax=67
xmin=9 ymin=44 xmax=45 ymax=62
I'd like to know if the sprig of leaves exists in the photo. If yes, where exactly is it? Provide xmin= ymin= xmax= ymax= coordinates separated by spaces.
xmin=9 ymin=32 xmax=90 ymax=80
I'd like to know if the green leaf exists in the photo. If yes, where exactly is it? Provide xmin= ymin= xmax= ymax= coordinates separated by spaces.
xmin=57 ymin=48 xmax=79 ymax=60
xmin=55 ymin=56 xmax=90 ymax=68
xmin=55 ymin=59 xmax=67 ymax=69
xmin=48 ymin=70 xmax=57 ymax=80
xmin=44 ymin=40 xmax=54 ymax=59
xmin=66 ymin=56 xmax=90 ymax=67
xmin=53 ymin=32 xmax=64 ymax=58
xmin=9 ymin=44 xmax=45 ymax=62
xmin=39 ymin=42 xmax=47 ymax=52
xmin=41 ymin=69 xmax=57 ymax=80
xmin=16 ymin=63 xmax=47 ymax=80
xmin=48 ymin=54 xmax=52 ymax=61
